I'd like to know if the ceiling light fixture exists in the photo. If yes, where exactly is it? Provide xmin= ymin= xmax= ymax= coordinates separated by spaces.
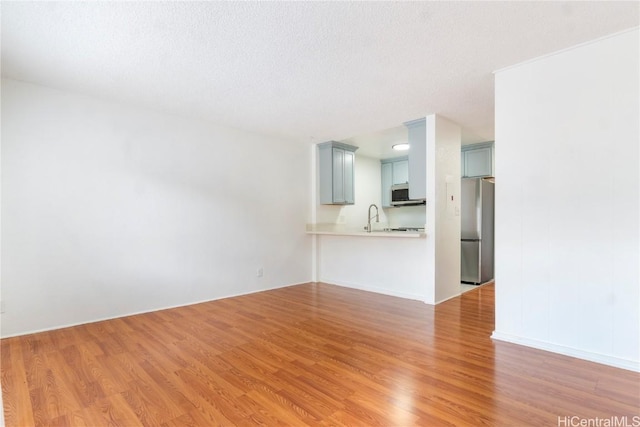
xmin=392 ymin=143 xmax=410 ymax=151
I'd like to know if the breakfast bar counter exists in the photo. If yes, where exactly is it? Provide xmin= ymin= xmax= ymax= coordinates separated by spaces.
xmin=306 ymin=224 xmax=426 ymax=238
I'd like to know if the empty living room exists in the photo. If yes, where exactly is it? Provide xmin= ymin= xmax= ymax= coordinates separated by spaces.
xmin=1 ymin=2 xmax=639 ymax=426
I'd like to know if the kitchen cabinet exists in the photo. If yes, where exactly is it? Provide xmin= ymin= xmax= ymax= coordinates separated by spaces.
xmin=462 ymin=142 xmax=494 ymax=177
xmin=381 ymin=156 xmax=408 ymax=208
xmin=318 ymin=141 xmax=358 ymax=205
xmin=381 ymin=162 xmax=392 ymax=207
xmin=404 ymin=118 xmax=427 ymax=200
xmin=392 ymin=158 xmax=409 ymax=185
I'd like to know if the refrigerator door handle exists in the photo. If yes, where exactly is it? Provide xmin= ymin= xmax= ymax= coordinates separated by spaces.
xmin=461 ymin=238 xmax=481 ymax=242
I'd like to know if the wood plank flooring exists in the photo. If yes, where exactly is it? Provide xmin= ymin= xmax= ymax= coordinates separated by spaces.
xmin=2 ymin=283 xmax=639 ymax=426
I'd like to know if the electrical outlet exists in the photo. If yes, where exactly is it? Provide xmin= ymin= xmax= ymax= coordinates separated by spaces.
xmin=256 ymin=267 xmax=264 ymax=278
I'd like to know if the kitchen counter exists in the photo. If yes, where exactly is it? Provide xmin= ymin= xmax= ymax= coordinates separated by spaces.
xmin=306 ymin=224 xmax=426 ymax=238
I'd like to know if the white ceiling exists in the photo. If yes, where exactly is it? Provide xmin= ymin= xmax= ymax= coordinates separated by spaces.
xmin=341 ymin=125 xmax=409 ymax=159
xmin=2 ymin=2 xmax=638 ymax=146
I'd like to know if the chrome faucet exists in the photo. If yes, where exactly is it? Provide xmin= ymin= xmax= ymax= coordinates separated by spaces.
xmin=365 ymin=204 xmax=379 ymax=233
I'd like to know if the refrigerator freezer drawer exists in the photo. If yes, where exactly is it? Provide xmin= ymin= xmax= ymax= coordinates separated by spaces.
xmin=461 ymin=240 xmax=481 ymax=284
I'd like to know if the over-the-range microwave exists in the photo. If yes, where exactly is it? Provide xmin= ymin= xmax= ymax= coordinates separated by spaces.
xmin=391 ymin=183 xmax=426 ymax=206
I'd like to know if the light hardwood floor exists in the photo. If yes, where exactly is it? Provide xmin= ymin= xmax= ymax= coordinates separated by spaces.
xmin=2 ymin=283 xmax=638 ymax=426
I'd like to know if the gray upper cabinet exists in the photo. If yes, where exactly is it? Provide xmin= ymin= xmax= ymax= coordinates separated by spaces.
xmin=318 ymin=141 xmax=358 ymax=205
xmin=392 ymin=159 xmax=409 ymax=185
xmin=462 ymin=142 xmax=494 ymax=178
xmin=380 ymin=156 xmax=408 ymax=208
xmin=404 ymin=118 xmax=427 ymax=200
xmin=381 ymin=162 xmax=393 ymax=207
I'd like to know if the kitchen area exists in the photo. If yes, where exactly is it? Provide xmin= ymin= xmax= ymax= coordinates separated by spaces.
xmin=307 ymin=114 xmax=494 ymax=305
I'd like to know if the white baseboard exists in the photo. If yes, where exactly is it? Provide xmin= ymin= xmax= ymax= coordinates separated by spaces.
xmin=0 ymin=281 xmax=308 ymax=339
xmin=434 ymin=291 xmax=462 ymax=305
xmin=491 ymin=331 xmax=640 ymax=372
xmin=320 ymin=279 xmax=427 ymax=302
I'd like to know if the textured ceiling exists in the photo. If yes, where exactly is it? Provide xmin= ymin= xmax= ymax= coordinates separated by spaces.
xmin=2 ymin=2 xmax=638 ymax=145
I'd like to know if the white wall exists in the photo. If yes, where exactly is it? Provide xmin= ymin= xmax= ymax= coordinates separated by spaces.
xmin=384 ymin=205 xmax=426 ymax=229
xmin=493 ymin=28 xmax=639 ymax=371
xmin=1 ymin=79 xmax=312 ymax=337
xmin=318 ymin=235 xmax=429 ymax=300
xmin=425 ymin=115 xmax=462 ymax=304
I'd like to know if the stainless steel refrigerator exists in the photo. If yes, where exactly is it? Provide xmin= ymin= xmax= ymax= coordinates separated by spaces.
xmin=461 ymin=178 xmax=495 ymax=285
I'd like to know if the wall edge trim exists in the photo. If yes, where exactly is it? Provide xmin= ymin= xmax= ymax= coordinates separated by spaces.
xmin=0 ymin=281 xmax=311 ymax=339
xmin=491 ymin=331 xmax=640 ymax=373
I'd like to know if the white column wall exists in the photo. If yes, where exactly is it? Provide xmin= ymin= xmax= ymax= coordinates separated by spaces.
xmin=428 ymin=116 xmax=462 ymax=304
xmin=493 ymin=29 xmax=639 ymax=371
